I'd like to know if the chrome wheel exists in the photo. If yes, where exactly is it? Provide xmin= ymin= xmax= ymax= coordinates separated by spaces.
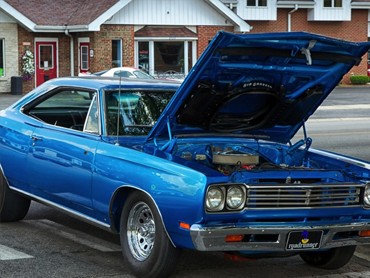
xmin=127 ymin=201 xmax=155 ymax=261
xmin=120 ymin=191 xmax=182 ymax=278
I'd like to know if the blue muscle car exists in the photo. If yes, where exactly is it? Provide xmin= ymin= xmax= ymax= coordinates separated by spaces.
xmin=2 ymin=31 xmax=370 ymax=278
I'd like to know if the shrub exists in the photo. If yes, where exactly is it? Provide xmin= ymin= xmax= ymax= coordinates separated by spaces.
xmin=350 ymin=75 xmax=369 ymax=85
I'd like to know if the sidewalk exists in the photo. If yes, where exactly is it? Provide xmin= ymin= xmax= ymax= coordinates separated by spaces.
xmin=0 ymin=94 xmax=24 ymax=109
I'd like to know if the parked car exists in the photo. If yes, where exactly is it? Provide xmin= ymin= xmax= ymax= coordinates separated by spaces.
xmin=2 ymin=31 xmax=370 ymax=278
xmin=93 ymin=66 xmax=155 ymax=79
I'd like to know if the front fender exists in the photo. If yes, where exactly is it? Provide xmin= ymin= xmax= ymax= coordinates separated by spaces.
xmin=92 ymin=142 xmax=208 ymax=248
xmin=109 ymin=185 xmax=178 ymax=247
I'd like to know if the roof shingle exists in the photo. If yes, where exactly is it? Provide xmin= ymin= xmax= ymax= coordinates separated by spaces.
xmin=5 ymin=0 xmax=119 ymax=26
xmin=135 ymin=26 xmax=197 ymax=38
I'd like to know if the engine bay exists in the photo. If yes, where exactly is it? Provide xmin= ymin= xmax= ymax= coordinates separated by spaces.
xmin=180 ymin=146 xmax=261 ymax=175
xmin=171 ymin=139 xmax=370 ymax=184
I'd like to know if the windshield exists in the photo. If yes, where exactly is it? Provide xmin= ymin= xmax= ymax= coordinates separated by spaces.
xmin=104 ymin=90 xmax=175 ymax=136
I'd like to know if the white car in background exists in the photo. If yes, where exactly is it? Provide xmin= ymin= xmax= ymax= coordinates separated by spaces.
xmin=91 ymin=67 xmax=185 ymax=82
xmin=93 ymin=67 xmax=155 ymax=79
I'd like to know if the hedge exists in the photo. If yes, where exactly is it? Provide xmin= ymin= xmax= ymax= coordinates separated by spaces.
xmin=350 ymin=75 xmax=370 ymax=85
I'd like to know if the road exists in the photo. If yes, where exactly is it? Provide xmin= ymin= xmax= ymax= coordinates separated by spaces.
xmin=2 ymin=86 xmax=370 ymax=277
xmin=293 ymin=86 xmax=370 ymax=161
xmin=294 ymin=118 xmax=370 ymax=161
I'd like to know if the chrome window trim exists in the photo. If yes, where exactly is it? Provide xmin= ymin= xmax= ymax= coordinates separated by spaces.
xmin=20 ymin=86 xmax=101 ymax=136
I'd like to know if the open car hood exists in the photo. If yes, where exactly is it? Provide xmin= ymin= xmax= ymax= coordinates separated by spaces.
xmin=149 ymin=31 xmax=370 ymax=144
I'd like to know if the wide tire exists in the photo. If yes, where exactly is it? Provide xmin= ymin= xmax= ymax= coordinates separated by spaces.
xmin=0 ymin=170 xmax=31 ymax=222
xmin=300 ymin=245 xmax=356 ymax=270
xmin=120 ymin=191 xmax=181 ymax=278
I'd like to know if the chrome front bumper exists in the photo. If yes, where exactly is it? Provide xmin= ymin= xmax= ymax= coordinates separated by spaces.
xmin=190 ymin=222 xmax=370 ymax=252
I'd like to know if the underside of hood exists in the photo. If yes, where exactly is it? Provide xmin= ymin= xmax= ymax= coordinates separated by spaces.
xmin=149 ymin=31 xmax=370 ymax=144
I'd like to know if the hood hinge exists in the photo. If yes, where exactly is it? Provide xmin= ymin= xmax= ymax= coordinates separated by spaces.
xmin=300 ymin=40 xmax=317 ymax=65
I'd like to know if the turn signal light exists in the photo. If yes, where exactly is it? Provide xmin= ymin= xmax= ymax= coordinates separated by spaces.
xmin=360 ymin=230 xmax=370 ymax=237
xmin=226 ymin=234 xmax=245 ymax=242
xmin=179 ymin=222 xmax=190 ymax=230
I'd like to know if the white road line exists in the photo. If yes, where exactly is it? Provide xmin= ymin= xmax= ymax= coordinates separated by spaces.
xmin=318 ymin=104 xmax=370 ymax=110
xmin=23 ymin=219 xmax=121 ymax=252
xmin=309 ymin=117 xmax=370 ymax=122
xmin=0 ymin=244 xmax=33 ymax=260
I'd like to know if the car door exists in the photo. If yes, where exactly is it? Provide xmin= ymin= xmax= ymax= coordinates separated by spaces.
xmin=0 ymin=111 xmax=38 ymax=191
xmin=25 ymin=88 xmax=101 ymax=217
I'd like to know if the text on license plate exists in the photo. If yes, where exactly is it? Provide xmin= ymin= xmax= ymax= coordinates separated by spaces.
xmin=286 ymin=230 xmax=323 ymax=251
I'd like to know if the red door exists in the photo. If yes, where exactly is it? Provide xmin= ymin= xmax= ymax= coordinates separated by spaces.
xmin=79 ymin=42 xmax=90 ymax=75
xmin=36 ymin=41 xmax=57 ymax=86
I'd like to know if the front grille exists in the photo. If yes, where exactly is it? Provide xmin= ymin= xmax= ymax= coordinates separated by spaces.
xmin=246 ymin=183 xmax=362 ymax=209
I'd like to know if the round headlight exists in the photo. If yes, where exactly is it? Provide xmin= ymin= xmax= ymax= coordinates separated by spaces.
xmin=364 ymin=184 xmax=370 ymax=207
xmin=206 ymin=187 xmax=224 ymax=211
xmin=226 ymin=185 xmax=245 ymax=210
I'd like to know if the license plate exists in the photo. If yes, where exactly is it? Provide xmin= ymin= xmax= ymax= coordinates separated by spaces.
xmin=285 ymin=230 xmax=323 ymax=251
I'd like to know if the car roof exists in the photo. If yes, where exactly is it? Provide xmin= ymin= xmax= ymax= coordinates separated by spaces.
xmin=8 ymin=76 xmax=181 ymax=110
xmin=44 ymin=76 xmax=181 ymax=90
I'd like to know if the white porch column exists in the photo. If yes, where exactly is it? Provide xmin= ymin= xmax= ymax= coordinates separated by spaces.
xmin=149 ymin=41 xmax=155 ymax=76
xmin=192 ymin=41 xmax=197 ymax=67
xmin=134 ymin=40 xmax=139 ymax=68
xmin=184 ymin=41 xmax=189 ymax=75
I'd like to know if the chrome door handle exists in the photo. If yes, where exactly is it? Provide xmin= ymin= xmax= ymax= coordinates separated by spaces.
xmin=31 ymin=136 xmax=43 ymax=141
xmin=31 ymin=136 xmax=43 ymax=146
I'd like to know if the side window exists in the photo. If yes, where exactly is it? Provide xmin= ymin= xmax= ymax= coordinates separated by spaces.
xmin=84 ymin=94 xmax=99 ymax=134
xmin=133 ymin=70 xmax=155 ymax=79
xmin=113 ymin=71 xmax=134 ymax=78
xmin=24 ymin=89 xmax=97 ymax=132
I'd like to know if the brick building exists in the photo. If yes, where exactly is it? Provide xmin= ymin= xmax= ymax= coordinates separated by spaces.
xmin=0 ymin=0 xmax=370 ymax=94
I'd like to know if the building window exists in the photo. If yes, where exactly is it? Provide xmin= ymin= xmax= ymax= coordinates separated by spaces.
xmin=247 ymin=0 xmax=267 ymax=7
xmin=136 ymin=40 xmax=196 ymax=78
xmin=39 ymin=45 xmax=53 ymax=69
xmin=138 ymin=42 xmax=149 ymax=73
xmin=324 ymin=0 xmax=342 ymax=8
xmin=154 ymin=42 xmax=184 ymax=74
xmin=81 ymin=45 xmax=89 ymax=70
xmin=0 ymin=39 xmax=4 ymax=76
xmin=187 ymin=41 xmax=193 ymax=72
xmin=112 ymin=39 xmax=122 ymax=67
